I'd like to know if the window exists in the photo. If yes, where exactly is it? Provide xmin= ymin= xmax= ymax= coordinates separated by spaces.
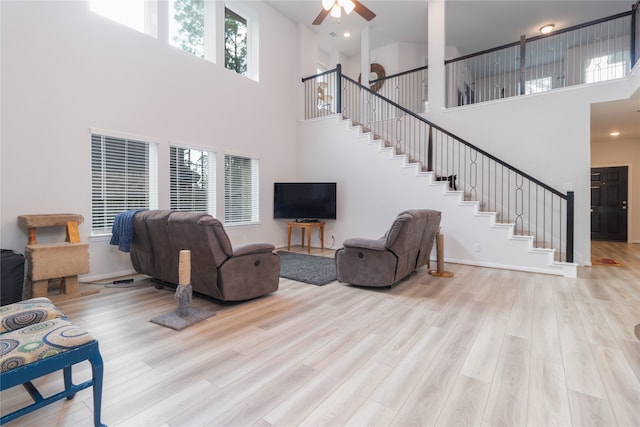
xmin=170 ymin=145 xmax=215 ymax=214
xmin=90 ymin=0 xmax=157 ymax=37
xmin=170 ymin=0 xmax=206 ymax=58
xmin=169 ymin=1 xmax=255 ymax=78
xmin=91 ymin=131 xmax=158 ymax=235
xmin=524 ymin=76 xmax=553 ymax=94
xmin=224 ymin=154 xmax=259 ymax=225
xmin=225 ymin=7 xmax=247 ymax=75
xmin=585 ymin=54 xmax=627 ymax=83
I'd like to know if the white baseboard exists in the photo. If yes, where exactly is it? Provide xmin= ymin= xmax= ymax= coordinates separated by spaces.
xmin=80 ymin=269 xmax=137 ymax=283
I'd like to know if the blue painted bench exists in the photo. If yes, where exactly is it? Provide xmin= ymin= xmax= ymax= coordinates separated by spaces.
xmin=0 ymin=298 xmax=105 ymax=426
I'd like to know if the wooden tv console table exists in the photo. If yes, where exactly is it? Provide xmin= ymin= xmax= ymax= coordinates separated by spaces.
xmin=287 ymin=221 xmax=325 ymax=254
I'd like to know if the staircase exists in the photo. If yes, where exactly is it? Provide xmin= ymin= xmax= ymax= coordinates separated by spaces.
xmin=299 ymin=115 xmax=577 ymax=277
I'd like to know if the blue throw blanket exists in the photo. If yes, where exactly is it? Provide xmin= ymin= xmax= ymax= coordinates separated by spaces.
xmin=110 ymin=210 xmax=144 ymax=252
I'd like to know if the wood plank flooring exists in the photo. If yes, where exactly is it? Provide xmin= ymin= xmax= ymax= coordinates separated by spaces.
xmin=2 ymin=242 xmax=639 ymax=426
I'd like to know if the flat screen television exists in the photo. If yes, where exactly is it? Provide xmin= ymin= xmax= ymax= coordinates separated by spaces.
xmin=274 ymin=182 xmax=336 ymax=221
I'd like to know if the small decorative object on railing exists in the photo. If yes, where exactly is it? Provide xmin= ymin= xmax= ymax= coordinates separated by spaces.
xmin=358 ymin=63 xmax=386 ymax=92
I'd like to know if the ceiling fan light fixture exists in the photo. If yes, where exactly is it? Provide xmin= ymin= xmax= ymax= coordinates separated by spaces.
xmin=339 ymin=0 xmax=356 ymax=14
xmin=331 ymin=4 xmax=341 ymax=18
xmin=322 ymin=0 xmax=335 ymax=11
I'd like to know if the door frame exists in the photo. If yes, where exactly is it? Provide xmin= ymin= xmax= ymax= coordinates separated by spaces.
xmin=591 ymin=162 xmax=633 ymax=243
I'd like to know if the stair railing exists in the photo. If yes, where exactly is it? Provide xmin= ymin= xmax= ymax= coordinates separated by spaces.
xmin=368 ymin=65 xmax=429 ymax=115
xmin=302 ymin=66 xmax=574 ymax=263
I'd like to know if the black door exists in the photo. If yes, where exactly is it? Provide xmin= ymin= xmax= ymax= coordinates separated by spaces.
xmin=591 ymin=166 xmax=628 ymax=241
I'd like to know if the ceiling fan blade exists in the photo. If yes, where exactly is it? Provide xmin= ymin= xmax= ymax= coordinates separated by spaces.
xmin=353 ymin=0 xmax=376 ymax=21
xmin=312 ymin=8 xmax=330 ymax=25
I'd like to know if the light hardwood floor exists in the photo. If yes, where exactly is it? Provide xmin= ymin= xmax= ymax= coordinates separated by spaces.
xmin=2 ymin=242 xmax=639 ymax=426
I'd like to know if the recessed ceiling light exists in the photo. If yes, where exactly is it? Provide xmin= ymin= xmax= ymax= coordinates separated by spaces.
xmin=610 ymin=131 xmax=620 ymax=136
xmin=343 ymin=32 xmax=350 ymax=38
xmin=540 ymin=24 xmax=555 ymax=34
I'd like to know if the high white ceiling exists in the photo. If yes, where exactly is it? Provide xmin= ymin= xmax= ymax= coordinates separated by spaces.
xmin=265 ymin=0 xmax=639 ymax=143
xmin=265 ymin=0 xmax=635 ymax=57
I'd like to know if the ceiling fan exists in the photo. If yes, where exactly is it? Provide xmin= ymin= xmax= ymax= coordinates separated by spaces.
xmin=312 ymin=0 xmax=376 ymax=25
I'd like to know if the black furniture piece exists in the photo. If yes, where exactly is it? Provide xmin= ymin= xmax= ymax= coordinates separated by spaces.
xmin=1 ymin=249 xmax=25 ymax=305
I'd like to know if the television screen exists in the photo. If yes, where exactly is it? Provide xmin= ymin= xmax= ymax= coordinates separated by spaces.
xmin=274 ymin=182 xmax=336 ymax=220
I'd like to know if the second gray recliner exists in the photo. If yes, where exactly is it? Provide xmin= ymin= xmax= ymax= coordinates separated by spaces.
xmin=335 ymin=209 xmax=441 ymax=287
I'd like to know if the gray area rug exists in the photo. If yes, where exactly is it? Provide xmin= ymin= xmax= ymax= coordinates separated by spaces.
xmin=277 ymin=251 xmax=337 ymax=286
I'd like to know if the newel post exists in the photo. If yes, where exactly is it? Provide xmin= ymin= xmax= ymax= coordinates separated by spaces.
xmin=566 ymin=191 xmax=574 ymax=263
xmin=427 ymin=125 xmax=433 ymax=171
xmin=519 ymin=34 xmax=526 ymax=95
xmin=336 ymin=63 xmax=342 ymax=115
xmin=631 ymin=2 xmax=638 ymax=67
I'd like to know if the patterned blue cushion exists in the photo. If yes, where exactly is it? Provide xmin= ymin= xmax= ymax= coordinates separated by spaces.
xmin=0 ymin=318 xmax=94 ymax=373
xmin=0 ymin=298 xmax=64 ymax=333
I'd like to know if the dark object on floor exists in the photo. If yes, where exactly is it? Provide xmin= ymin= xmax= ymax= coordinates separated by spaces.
xmin=335 ymin=209 xmax=441 ymax=287
xmin=277 ymin=251 xmax=337 ymax=286
xmin=130 ymin=210 xmax=280 ymax=301
xmin=434 ymin=174 xmax=457 ymax=190
xmin=1 ymin=249 xmax=25 ymax=305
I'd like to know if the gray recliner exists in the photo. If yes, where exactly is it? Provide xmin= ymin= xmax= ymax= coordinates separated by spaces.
xmin=335 ymin=209 xmax=441 ymax=287
xmin=130 ymin=210 xmax=279 ymax=301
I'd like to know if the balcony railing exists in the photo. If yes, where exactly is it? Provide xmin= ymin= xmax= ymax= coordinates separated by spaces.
xmin=308 ymin=5 xmax=638 ymax=115
xmin=301 ymin=66 xmax=574 ymax=263
xmin=445 ymin=8 xmax=638 ymax=107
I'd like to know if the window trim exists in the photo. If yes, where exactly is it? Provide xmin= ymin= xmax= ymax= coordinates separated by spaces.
xmin=225 ymin=1 xmax=258 ymax=80
xmin=223 ymin=152 xmax=260 ymax=227
xmin=89 ymin=128 xmax=158 ymax=237
xmin=89 ymin=0 xmax=158 ymax=38
xmin=169 ymin=142 xmax=216 ymax=215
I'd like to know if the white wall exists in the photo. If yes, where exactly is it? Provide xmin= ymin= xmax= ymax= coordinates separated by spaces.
xmin=342 ymin=41 xmax=428 ymax=81
xmin=1 ymin=1 xmax=299 ymax=280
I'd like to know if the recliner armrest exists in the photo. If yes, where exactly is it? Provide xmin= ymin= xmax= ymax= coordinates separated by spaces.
xmin=232 ymin=242 xmax=276 ymax=257
xmin=342 ymin=237 xmax=387 ymax=251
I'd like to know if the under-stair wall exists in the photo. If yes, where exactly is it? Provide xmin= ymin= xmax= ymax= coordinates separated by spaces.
xmin=298 ymin=115 xmax=577 ymax=277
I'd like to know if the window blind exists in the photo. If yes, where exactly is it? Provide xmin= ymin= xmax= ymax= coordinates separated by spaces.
xmin=91 ymin=133 xmax=158 ymax=235
xmin=170 ymin=145 xmax=215 ymax=214
xmin=224 ymin=154 xmax=259 ymax=225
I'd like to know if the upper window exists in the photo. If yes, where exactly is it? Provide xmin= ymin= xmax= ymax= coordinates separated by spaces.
xmin=225 ymin=7 xmax=247 ymax=75
xmin=170 ymin=0 xmax=206 ymax=58
xmin=170 ymin=145 xmax=216 ymax=214
xmin=585 ymin=54 xmax=627 ymax=83
xmin=524 ymin=76 xmax=553 ymax=94
xmin=90 ymin=0 xmax=157 ymax=37
xmin=224 ymin=154 xmax=259 ymax=225
xmin=91 ymin=131 xmax=158 ymax=235
xmin=169 ymin=1 xmax=254 ymax=78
